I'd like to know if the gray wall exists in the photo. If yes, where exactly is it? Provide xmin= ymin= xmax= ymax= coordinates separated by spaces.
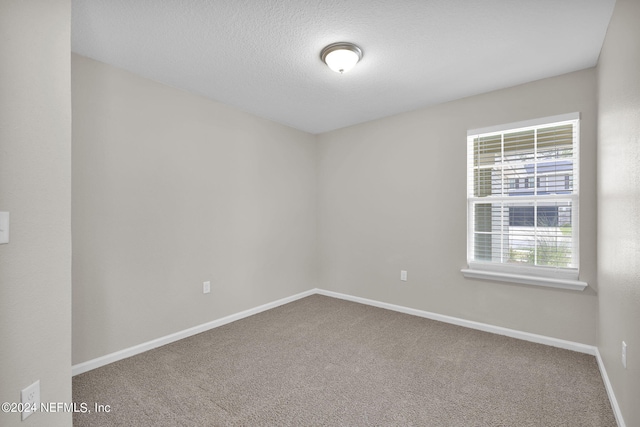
xmin=318 ymin=69 xmax=598 ymax=345
xmin=0 ymin=1 xmax=72 ymax=426
xmin=597 ymin=0 xmax=640 ymax=425
xmin=72 ymin=55 xmax=318 ymax=364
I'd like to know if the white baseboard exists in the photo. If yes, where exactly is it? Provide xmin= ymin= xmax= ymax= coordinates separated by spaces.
xmin=71 ymin=289 xmax=316 ymax=376
xmin=595 ymin=348 xmax=626 ymax=427
xmin=315 ymin=289 xmax=596 ymax=355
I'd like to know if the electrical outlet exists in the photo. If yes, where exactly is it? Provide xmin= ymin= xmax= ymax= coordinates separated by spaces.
xmin=203 ymin=281 xmax=211 ymax=294
xmin=400 ymin=270 xmax=407 ymax=281
xmin=20 ymin=380 xmax=40 ymax=420
xmin=622 ymin=341 xmax=627 ymax=369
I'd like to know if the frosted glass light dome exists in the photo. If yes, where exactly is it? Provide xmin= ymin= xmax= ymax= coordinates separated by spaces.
xmin=321 ymin=42 xmax=363 ymax=74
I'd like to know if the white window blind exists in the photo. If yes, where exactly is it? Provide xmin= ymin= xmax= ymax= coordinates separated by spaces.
xmin=464 ymin=113 xmax=583 ymax=288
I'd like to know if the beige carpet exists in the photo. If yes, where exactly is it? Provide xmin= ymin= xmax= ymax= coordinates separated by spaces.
xmin=73 ymin=294 xmax=615 ymax=426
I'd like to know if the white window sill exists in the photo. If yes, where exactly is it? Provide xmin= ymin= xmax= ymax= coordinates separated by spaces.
xmin=461 ymin=268 xmax=588 ymax=291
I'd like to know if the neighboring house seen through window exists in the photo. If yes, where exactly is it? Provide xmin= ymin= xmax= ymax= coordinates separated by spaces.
xmin=462 ymin=113 xmax=586 ymax=291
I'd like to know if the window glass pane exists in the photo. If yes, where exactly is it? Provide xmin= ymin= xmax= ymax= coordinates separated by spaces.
xmin=474 ymin=135 xmax=501 ymax=165
xmin=502 ymin=130 xmax=534 ymax=161
xmin=474 ymin=203 xmax=493 ymax=232
xmin=473 ymin=202 xmax=500 ymax=262
xmin=537 ymin=124 xmax=573 ymax=158
xmin=534 ymin=202 xmax=573 ymax=267
xmin=473 ymin=168 xmax=494 ymax=197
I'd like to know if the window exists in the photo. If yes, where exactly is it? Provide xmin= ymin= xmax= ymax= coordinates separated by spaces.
xmin=462 ymin=113 xmax=586 ymax=290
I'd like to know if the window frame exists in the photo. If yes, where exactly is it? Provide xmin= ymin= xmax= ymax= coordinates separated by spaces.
xmin=461 ymin=112 xmax=587 ymax=291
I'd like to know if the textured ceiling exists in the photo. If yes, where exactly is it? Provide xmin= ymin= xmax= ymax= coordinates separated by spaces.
xmin=71 ymin=0 xmax=616 ymax=134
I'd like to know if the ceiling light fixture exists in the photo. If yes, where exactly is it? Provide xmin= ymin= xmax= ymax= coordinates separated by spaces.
xmin=320 ymin=42 xmax=363 ymax=74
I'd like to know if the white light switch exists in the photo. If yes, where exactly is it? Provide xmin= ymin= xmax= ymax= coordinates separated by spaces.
xmin=0 ymin=212 xmax=9 ymax=244
xmin=400 ymin=270 xmax=407 ymax=281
